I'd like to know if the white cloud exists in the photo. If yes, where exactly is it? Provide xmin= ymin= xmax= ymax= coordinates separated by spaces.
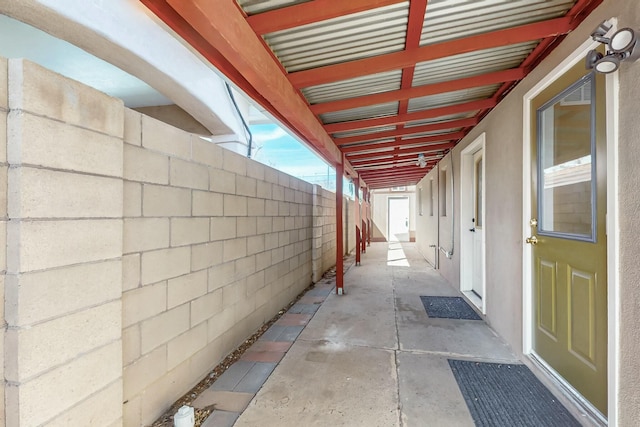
xmin=252 ymin=126 xmax=288 ymax=144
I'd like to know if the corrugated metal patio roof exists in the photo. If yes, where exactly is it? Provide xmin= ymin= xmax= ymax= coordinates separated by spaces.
xmin=141 ymin=0 xmax=603 ymax=188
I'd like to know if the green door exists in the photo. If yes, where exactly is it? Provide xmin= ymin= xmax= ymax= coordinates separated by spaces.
xmin=529 ymin=59 xmax=607 ymax=415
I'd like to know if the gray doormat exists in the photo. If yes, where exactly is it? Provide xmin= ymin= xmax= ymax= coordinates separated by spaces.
xmin=448 ymin=359 xmax=581 ymax=427
xmin=420 ymin=296 xmax=481 ymax=320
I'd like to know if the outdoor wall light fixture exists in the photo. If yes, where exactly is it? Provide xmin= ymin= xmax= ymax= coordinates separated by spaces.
xmin=416 ymin=153 xmax=427 ymax=168
xmin=586 ymin=21 xmax=639 ymax=73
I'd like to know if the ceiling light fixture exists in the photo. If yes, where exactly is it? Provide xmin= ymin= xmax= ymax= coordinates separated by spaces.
xmin=586 ymin=21 xmax=639 ymax=74
xmin=416 ymin=153 xmax=427 ymax=168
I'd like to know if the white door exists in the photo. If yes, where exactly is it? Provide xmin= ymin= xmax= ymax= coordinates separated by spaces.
xmin=388 ymin=197 xmax=409 ymax=242
xmin=471 ymin=150 xmax=484 ymax=298
xmin=460 ymin=135 xmax=485 ymax=311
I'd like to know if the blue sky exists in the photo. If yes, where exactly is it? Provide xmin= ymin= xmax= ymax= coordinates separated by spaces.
xmin=249 ymin=123 xmax=355 ymax=197
xmin=250 ymin=123 xmax=334 ymax=180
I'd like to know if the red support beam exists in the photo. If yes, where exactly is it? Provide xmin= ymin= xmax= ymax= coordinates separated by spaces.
xmin=351 ymin=156 xmax=437 ymax=168
xmin=367 ymin=176 xmax=426 ymax=182
xmin=363 ymin=174 xmax=430 ymax=183
xmin=363 ymin=170 xmax=431 ymax=178
xmin=367 ymin=179 xmax=425 ymax=186
xmin=366 ymin=175 xmax=426 ymax=182
xmin=325 ymin=98 xmax=496 ymax=134
xmin=358 ymin=173 xmax=432 ymax=182
xmin=362 ymin=187 xmax=368 ymax=253
xmin=247 ymin=0 xmax=406 ymax=35
xmin=362 ymin=216 xmax=367 ymax=253
xmin=356 ymin=163 xmax=436 ymax=174
xmin=360 ymin=162 xmax=435 ymax=173
xmin=368 ymin=178 xmax=425 ymax=186
xmin=390 ymin=0 xmax=429 ymax=181
xmin=354 ymin=177 xmax=361 ymax=266
xmin=364 ymin=171 xmax=426 ymax=180
xmin=366 ymin=179 xmax=426 ymax=187
xmin=364 ymin=170 xmax=428 ymax=178
xmin=355 ymin=161 xmax=420 ymax=171
xmin=363 ymin=180 xmax=424 ymax=187
xmin=288 ymin=17 xmax=572 ymax=88
xmin=347 ymin=152 xmax=404 ymax=163
xmin=367 ymin=190 xmax=372 ymax=246
xmin=369 ymin=181 xmax=422 ymax=189
xmin=335 ymin=117 xmax=476 ymax=146
xmin=360 ymin=164 xmax=427 ymax=173
xmin=351 ymin=151 xmax=440 ymax=165
xmin=336 ymin=156 xmax=344 ymax=294
xmin=361 ymin=168 xmax=431 ymax=179
xmin=341 ymin=135 xmax=461 ymax=154
xmin=363 ymin=170 xmax=429 ymax=178
xmin=311 ymin=68 xmax=526 ymax=115
xmin=157 ymin=0 xmax=342 ymax=167
xmin=405 ymin=0 xmax=429 ymax=49
xmin=346 ymin=144 xmax=450 ymax=161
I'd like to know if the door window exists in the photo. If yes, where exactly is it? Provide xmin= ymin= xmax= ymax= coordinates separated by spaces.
xmin=537 ymin=74 xmax=596 ymax=241
xmin=475 ymin=156 xmax=483 ymax=228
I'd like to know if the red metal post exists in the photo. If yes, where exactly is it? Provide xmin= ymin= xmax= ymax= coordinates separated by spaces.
xmin=362 ymin=187 xmax=367 ymax=253
xmin=354 ymin=177 xmax=361 ymax=266
xmin=367 ymin=191 xmax=372 ymax=246
xmin=336 ymin=159 xmax=344 ymax=294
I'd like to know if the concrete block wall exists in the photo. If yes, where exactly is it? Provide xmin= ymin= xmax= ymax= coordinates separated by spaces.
xmin=311 ymin=185 xmax=358 ymax=282
xmin=312 ymin=186 xmax=335 ymax=281
xmin=0 ymin=57 xmax=353 ymax=427
xmin=5 ymin=60 xmax=124 ymax=426
xmin=121 ymin=112 xmax=316 ymax=425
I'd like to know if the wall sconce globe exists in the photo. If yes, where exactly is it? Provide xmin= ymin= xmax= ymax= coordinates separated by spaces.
xmin=593 ymin=54 xmax=621 ymax=74
xmin=609 ymin=28 xmax=637 ymax=54
xmin=587 ymin=22 xmax=639 ymax=73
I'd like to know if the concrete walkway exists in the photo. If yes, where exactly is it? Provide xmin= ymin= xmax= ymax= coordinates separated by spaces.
xmin=197 ymin=242 xmax=563 ymax=426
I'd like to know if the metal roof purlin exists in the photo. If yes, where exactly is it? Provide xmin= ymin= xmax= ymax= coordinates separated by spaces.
xmin=360 ymin=167 xmax=431 ymax=178
xmin=288 ymin=17 xmax=572 ymax=89
xmin=351 ymin=154 xmax=438 ymax=168
xmin=247 ymin=0 xmax=407 ymax=35
xmin=346 ymin=144 xmax=448 ymax=161
xmin=312 ymin=68 xmax=526 ymax=115
xmin=341 ymin=139 xmax=458 ymax=154
xmin=361 ymin=169 xmax=431 ymax=177
xmin=324 ymin=98 xmax=496 ymax=133
xmin=363 ymin=167 xmax=431 ymax=176
xmin=335 ymin=117 xmax=476 ymax=146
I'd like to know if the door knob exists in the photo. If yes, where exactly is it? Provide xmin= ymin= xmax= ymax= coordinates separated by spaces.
xmin=526 ymin=236 xmax=538 ymax=245
xmin=469 ymin=228 xmax=476 ymax=232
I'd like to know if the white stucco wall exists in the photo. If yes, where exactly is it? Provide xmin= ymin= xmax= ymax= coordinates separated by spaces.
xmin=371 ymin=188 xmax=416 ymax=241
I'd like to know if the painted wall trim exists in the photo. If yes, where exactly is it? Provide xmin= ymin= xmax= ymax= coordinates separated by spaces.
xmin=605 ymin=50 xmax=620 ymax=427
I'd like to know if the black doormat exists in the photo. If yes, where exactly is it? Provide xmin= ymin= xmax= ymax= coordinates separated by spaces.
xmin=448 ymin=359 xmax=581 ymax=427
xmin=420 ymin=296 xmax=481 ymax=320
